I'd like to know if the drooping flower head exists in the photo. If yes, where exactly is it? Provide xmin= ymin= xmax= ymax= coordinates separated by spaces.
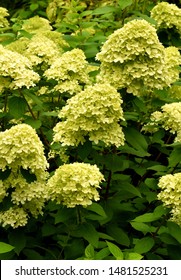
xmin=158 ymin=173 xmax=181 ymax=226
xmin=53 ymin=83 xmax=125 ymax=147
xmin=0 ymin=124 xmax=49 ymax=228
xmin=47 ymin=162 xmax=104 ymax=207
xmin=96 ymin=19 xmax=180 ymax=96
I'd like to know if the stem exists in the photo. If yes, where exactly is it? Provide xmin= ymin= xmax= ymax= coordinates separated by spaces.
xmin=19 ymin=90 xmax=50 ymax=149
xmin=104 ymin=170 xmax=112 ymax=200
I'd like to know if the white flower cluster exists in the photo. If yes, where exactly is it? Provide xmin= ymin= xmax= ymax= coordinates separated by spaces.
xmin=44 ymin=48 xmax=97 ymax=94
xmin=53 ymin=83 xmax=125 ymax=147
xmin=0 ymin=45 xmax=39 ymax=89
xmin=0 ymin=124 xmax=49 ymax=228
xmin=158 ymin=173 xmax=181 ymax=226
xmin=151 ymin=2 xmax=181 ymax=34
xmin=145 ymin=102 xmax=181 ymax=142
xmin=47 ymin=162 xmax=104 ymax=207
xmin=21 ymin=15 xmax=52 ymax=33
xmin=96 ymin=19 xmax=180 ymax=96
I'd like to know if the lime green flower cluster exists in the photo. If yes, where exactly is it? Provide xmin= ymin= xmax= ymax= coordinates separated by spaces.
xmin=151 ymin=2 xmax=181 ymax=34
xmin=0 ymin=45 xmax=39 ymax=90
xmin=145 ymin=102 xmax=181 ymax=141
xmin=53 ymin=83 xmax=125 ymax=147
xmin=44 ymin=48 xmax=97 ymax=94
xmin=96 ymin=19 xmax=180 ymax=96
xmin=21 ymin=15 xmax=52 ymax=33
xmin=164 ymin=47 xmax=181 ymax=86
xmin=0 ymin=7 xmax=9 ymax=28
xmin=0 ymin=124 xmax=49 ymax=228
xmin=47 ymin=163 xmax=104 ymax=207
xmin=158 ymin=173 xmax=181 ymax=226
xmin=24 ymin=34 xmax=61 ymax=66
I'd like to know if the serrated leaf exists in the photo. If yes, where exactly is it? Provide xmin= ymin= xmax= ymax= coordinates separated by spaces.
xmin=86 ymin=203 xmax=106 ymax=217
xmin=8 ymin=231 xmax=26 ymax=255
xmin=24 ymin=91 xmax=43 ymax=109
xmin=30 ymin=3 xmax=39 ymax=11
xmin=132 ymin=211 xmax=163 ymax=223
xmin=23 ymin=249 xmax=43 ymax=260
xmin=106 ymin=241 xmax=123 ymax=260
xmin=124 ymin=127 xmax=149 ymax=156
xmin=85 ymin=244 xmax=95 ymax=259
xmin=130 ymin=222 xmax=152 ymax=233
xmin=8 ymin=96 xmax=27 ymax=118
xmin=0 ymin=242 xmax=14 ymax=254
xmin=95 ymin=247 xmax=110 ymax=260
xmin=167 ymin=221 xmax=181 ymax=244
xmin=24 ymin=118 xmax=42 ymax=129
xmin=42 ymin=223 xmax=57 ymax=237
xmin=126 ymin=252 xmax=143 ymax=260
xmin=168 ymin=148 xmax=181 ymax=167
xmin=74 ymin=223 xmax=99 ymax=248
xmin=118 ymin=0 xmax=133 ymax=10
xmin=107 ymin=225 xmax=130 ymax=247
xmin=92 ymin=6 xmax=116 ymax=15
xmin=134 ymin=237 xmax=155 ymax=254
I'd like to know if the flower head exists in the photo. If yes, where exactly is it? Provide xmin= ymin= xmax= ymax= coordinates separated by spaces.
xmin=53 ymin=83 xmax=125 ymax=147
xmin=96 ymin=19 xmax=180 ymax=96
xmin=151 ymin=2 xmax=181 ymax=34
xmin=47 ymin=162 xmax=104 ymax=207
xmin=158 ymin=173 xmax=181 ymax=226
xmin=0 ymin=45 xmax=39 ymax=89
xmin=0 ymin=7 xmax=9 ymax=28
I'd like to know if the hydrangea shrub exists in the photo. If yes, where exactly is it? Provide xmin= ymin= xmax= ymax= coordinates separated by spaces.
xmin=0 ymin=1 xmax=181 ymax=260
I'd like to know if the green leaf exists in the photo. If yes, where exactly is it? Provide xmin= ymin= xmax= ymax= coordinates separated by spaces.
xmin=124 ymin=127 xmax=149 ymax=155
xmin=92 ymin=6 xmax=116 ymax=15
xmin=106 ymin=225 xmax=130 ymax=247
xmin=86 ymin=203 xmax=107 ymax=217
xmin=126 ymin=252 xmax=143 ymax=260
xmin=24 ymin=118 xmax=42 ymax=129
xmin=8 ymin=96 xmax=27 ymax=118
xmin=159 ymin=233 xmax=179 ymax=245
xmin=95 ymin=247 xmax=110 ymax=260
xmin=134 ymin=237 xmax=155 ymax=254
xmin=130 ymin=222 xmax=153 ymax=234
xmin=23 ymin=249 xmax=43 ymax=260
xmin=30 ymin=3 xmax=39 ymax=11
xmin=42 ymin=223 xmax=57 ymax=237
xmin=132 ymin=206 xmax=167 ymax=223
xmin=73 ymin=223 xmax=99 ymax=248
xmin=104 ymin=154 xmax=129 ymax=172
xmin=118 ymin=0 xmax=133 ymax=10
xmin=24 ymin=91 xmax=43 ymax=109
xmin=77 ymin=141 xmax=92 ymax=160
xmin=167 ymin=221 xmax=181 ymax=244
xmin=8 ymin=231 xmax=26 ymax=255
xmin=106 ymin=241 xmax=123 ymax=260
xmin=168 ymin=147 xmax=181 ymax=167
xmin=0 ymin=242 xmax=14 ymax=254
xmin=85 ymin=244 xmax=95 ymax=259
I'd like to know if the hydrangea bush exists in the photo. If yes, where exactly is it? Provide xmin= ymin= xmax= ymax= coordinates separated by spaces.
xmin=0 ymin=1 xmax=181 ymax=260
